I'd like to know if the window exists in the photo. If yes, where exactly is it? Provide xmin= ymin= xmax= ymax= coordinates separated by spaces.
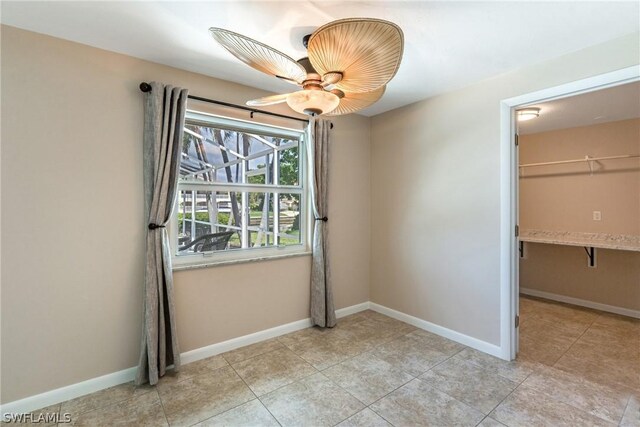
xmin=171 ymin=111 xmax=309 ymax=267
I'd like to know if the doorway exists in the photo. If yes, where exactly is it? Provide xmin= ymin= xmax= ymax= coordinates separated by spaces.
xmin=515 ymin=82 xmax=640 ymax=375
xmin=498 ymin=65 xmax=640 ymax=361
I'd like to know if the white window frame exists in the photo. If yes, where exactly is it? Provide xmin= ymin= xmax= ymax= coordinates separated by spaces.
xmin=170 ymin=110 xmax=311 ymax=269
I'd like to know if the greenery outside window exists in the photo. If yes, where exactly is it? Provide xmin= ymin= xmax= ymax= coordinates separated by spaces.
xmin=171 ymin=111 xmax=309 ymax=268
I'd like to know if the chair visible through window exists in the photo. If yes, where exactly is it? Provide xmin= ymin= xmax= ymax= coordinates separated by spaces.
xmin=178 ymin=231 xmax=234 ymax=252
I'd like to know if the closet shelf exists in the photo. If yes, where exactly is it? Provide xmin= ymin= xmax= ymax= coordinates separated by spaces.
xmin=519 ymin=229 xmax=640 ymax=252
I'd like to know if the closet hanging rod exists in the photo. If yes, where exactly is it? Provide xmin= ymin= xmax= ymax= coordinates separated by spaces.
xmin=520 ymin=154 xmax=640 ymax=168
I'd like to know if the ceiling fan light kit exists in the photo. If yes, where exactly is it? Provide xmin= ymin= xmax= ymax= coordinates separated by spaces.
xmin=209 ymin=18 xmax=404 ymax=116
xmin=287 ymin=89 xmax=341 ymax=116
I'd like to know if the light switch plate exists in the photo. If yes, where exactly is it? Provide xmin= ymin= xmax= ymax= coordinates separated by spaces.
xmin=593 ymin=211 xmax=602 ymax=221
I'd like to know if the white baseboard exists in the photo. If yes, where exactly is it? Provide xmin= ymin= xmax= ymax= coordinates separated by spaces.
xmin=520 ymin=288 xmax=640 ymax=319
xmin=369 ymin=303 xmax=504 ymax=359
xmin=0 ymin=367 xmax=138 ymax=419
xmin=181 ymin=318 xmax=313 ymax=364
xmin=2 ymin=300 xmax=508 ymax=415
xmin=183 ymin=301 xmax=370 ymax=364
xmin=336 ymin=302 xmax=371 ymax=318
xmin=1 ymin=302 xmax=371 ymax=416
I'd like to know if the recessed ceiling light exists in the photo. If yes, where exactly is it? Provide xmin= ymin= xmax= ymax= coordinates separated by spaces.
xmin=517 ymin=107 xmax=541 ymax=121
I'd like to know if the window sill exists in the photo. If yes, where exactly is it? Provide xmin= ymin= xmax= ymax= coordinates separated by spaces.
xmin=172 ymin=250 xmax=312 ymax=272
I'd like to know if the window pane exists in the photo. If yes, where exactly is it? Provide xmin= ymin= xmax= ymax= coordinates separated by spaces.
xmin=247 ymin=152 xmax=273 ymax=185
xmin=175 ymin=114 xmax=306 ymax=265
xmin=181 ymin=125 xmax=242 ymax=183
xmin=245 ymin=134 xmax=286 ymax=186
xmin=176 ymin=190 xmax=242 ymax=254
xmin=182 ymin=123 xmax=301 ymax=188
xmin=278 ymin=193 xmax=301 ymax=246
xmin=248 ymin=192 xmax=275 ymax=248
xmin=278 ymin=145 xmax=300 ymax=186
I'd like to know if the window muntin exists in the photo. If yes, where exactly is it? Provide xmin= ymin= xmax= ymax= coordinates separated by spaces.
xmin=173 ymin=112 xmax=307 ymax=266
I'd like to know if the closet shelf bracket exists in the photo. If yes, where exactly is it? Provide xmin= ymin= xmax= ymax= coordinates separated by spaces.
xmin=585 ymin=155 xmax=594 ymax=176
xmin=583 ymin=246 xmax=596 ymax=267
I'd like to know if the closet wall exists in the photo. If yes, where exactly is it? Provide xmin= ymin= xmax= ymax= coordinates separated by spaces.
xmin=519 ymin=118 xmax=640 ymax=311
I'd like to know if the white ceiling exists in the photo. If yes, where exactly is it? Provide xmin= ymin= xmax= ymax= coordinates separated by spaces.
xmin=518 ymin=81 xmax=640 ymax=135
xmin=2 ymin=1 xmax=639 ymax=116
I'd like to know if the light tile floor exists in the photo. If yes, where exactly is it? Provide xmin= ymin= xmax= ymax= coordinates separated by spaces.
xmin=11 ymin=298 xmax=640 ymax=426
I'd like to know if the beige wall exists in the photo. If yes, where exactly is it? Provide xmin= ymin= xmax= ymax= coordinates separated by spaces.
xmin=520 ymin=119 xmax=640 ymax=234
xmin=519 ymin=119 xmax=640 ymax=310
xmin=0 ymin=25 xmax=370 ymax=403
xmin=370 ymin=32 xmax=640 ymax=346
xmin=520 ymin=244 xmax=640 ymax=311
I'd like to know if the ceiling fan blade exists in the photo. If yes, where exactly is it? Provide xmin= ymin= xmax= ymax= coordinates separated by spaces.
xmin=210 ymin=28 xmax=307 ymax=84
xmin=276 ymin=75 xmax=303 ymax=86
xmin=246 ymin=93 xmax=290 ymax=107
xmin=326 ymin=86 xmax=386 ymax=116
xmin=307 ymin=18 xmax=403 ymax=94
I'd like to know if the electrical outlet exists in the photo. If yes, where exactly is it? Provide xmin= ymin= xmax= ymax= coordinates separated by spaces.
xmin=593 ymin=211 xmax=601 ymax=221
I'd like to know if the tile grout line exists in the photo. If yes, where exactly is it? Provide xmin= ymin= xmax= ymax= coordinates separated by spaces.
xmin=56 ymin=383 xmax=157 ymax=424
xmin=224 ymin=337 xmax=324 ymax=401
xmin=465 ymin=335 xmax=545 ymax=425
xmin=475 ymin=415 xmax=491 ymax=427
xmin=361 ymin=344 xmax=468 ymax=412
xmin=222 ymin=340 xmax=287 ymax=367
xmin=618 ymin=395 xmax=632 ymax=427
xmin=155 ymin=389 xmax=172 ymax=427
xmin=480 ymin=353 xmax=544 ymax=425
xmin=252 ymin=366 xmax=321 ymax=399
xmin=455 ymin=352 xmax=534 ymax=385
xmin=152 ymin=357 xmax=231 ymax=390
xmin=549 ymin=310 xmax=601 ymax=368
xmin=323 ymin=328 xmax=425 ymax=425
xmin=484 ymin=384 xmax=522 ymax=425
xmin=367 ymin=405 xmax=396 ymax=426
xmin=422 ymin=347 xmax=524 ymax=424
xmin=517 ymin=303 xmax=632 ymax=426
xmin=316 ymin=322 xmax=430 ymax=426
xmin=181 ymin=363 xmax=265 ymax=427
xmin=227 ymin=361 xmax=285 ymax=427
xmin=156 ymin=359 xmax=239 ymax=426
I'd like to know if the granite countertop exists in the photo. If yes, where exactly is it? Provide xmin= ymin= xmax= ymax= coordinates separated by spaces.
xmin=519 ymin=229 xmax=640 ymax=252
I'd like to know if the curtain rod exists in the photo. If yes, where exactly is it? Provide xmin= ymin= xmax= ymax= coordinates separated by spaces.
xmin=139 ymin=82 xmax=317 ymax=126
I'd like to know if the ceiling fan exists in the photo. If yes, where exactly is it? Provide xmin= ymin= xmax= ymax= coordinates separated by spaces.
xmin=209 ymin=18 xmax=404 ymax=116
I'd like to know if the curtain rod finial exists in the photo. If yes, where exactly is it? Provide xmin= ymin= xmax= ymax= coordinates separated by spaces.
xmin=139 ymin=82 xmax=152 ymax=93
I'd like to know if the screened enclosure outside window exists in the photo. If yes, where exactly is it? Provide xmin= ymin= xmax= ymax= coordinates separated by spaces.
xmin=171 ymin=111 xmax=308 ymax=267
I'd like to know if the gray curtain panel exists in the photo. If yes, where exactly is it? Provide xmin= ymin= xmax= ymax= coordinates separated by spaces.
xmin=135 ymin=82 xmax=188 ymax=386
xmin=308 ymin=118 xmax=336 ymax=328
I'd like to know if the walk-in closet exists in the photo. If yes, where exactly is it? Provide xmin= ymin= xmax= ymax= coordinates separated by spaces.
xmin=516 ymin=82 xmax=640 ymax=391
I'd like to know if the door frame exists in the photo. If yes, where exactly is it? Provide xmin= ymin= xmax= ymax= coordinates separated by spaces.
xmin=498 ymin=65 xmax=640 ymax=360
